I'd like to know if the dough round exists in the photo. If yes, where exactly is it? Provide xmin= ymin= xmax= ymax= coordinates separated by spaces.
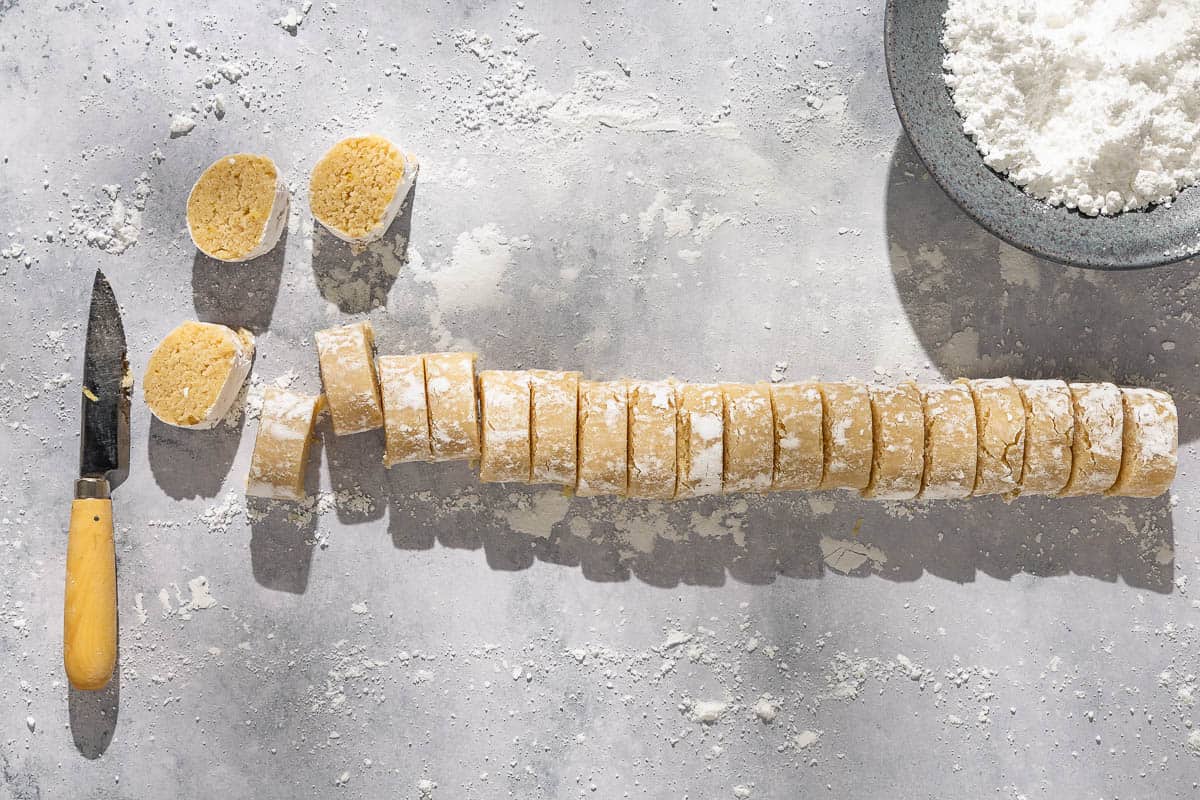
xmin=378 ymin=355 xmax=431 ymax=466
xmin=628 ymin=380 xmax=677 ymax=499
xmin=919 ymin=384 xmax=977 ymax=500
xmin=187 ymin=154 xmax=288 ymax=262
xmin=1059 ymin=382 xmax=1123 ymax=497
xmin=143 ymin=321 xmax=254 ymax=429
xmin=530 ymin=370 xmax=580 ymax=486
xmin=314 ymin=322 xmax=383 ymax=435
xmin=424 ymin=352 xmax=480 ymax=462
xmin=770 ymin=382 xmax=823 ymax=492
xmin=576 ymin=380 xmax=629 ymax=497
xmin=478 ymin=370 xmax=532 ymax=483
xmin=722 ymin=383 xmax=774 ymax=493
xmin=958 ymin=377 xmax=1025 ymax=497
xmin=818 ymin=382 xmax=873 ymax=491
xmin=675 ymin=383 xmax=724 ymax=498
xmin=863 ymin=382 xmax=923 ymax=500
xmin=246 ymin=388 xmax=323 ymax=501
xmin=1107 ymin=387 xmax=1177 ymax=498
xmin=1015 ymin=379 xmax=1073 ymax=496
xmin=309 ymin=135 xmax=416 ymax=244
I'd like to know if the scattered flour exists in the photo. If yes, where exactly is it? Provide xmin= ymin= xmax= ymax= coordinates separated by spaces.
xmin=819 ymin=535 xmax=888 ymax=574
xmin=496 ymin=489 xmax=570 ymax=538
xmin=409 ymin=224 xmax=530 ymax=313
xmin=187 ymin=576 xmax=218 ymax=610
xmin=686 ymin=699 xmax=729 ymax=724
xmin=793 ymin=730 xmax=821 ymax=750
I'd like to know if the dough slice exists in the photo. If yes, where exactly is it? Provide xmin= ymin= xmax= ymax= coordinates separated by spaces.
xmin=424 ymin=352 xmax=480 ymax=461
xmin=770 ymin=382 xmax=823 ymax=491
xmin=576 ymin=380 xmax=629 ymax=497
xmin=378 ymin=355 xmax=431 ymax=466
xmin=187 ymin=153 xmax=288 ymax=262
xmin=628 ymin=380 xmax=677 ymax=499
xmin=315 ymin=321 xmax=383 ymax=435
xmin=721 ymin=383 xmax=774 ymax=493
xmin=958 ymin=377 xmax=1025 ymax=497
xmin=918 ymin=384 xmax=977 ymax=499
xmin=675 ymin=383 xmax=724 ymax=498
xmin=309 ymin=135 xmax=417 ymax=244
xmin=817 ymin=382 xmax=873 ymax=490
xmin=246 ymin=388 xmax=323 ymax=501
xmin=143 ymin=321 xmax=255 ymax=429
xmin=1059 ymin=382 xmax=1123 ymax=497
xmin=478 ymin=370 xmax=532 ymax=483
xmin=1015 ymin=379 xmax=1073 ymax=496
xmin=529 ymin=370 xmax=580 ymax=485
xmin=863 ymin=382 xmax=924 ymax=500
xmin=1107 ymin=387 xmax=1177 ymax=498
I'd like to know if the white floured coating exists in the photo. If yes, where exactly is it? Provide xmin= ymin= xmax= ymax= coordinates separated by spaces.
xmin=162 ymin=325 xmax=255 ymax=430
xmin=318 ymin=149 xmax=419 ymax=245
xmin=185 ymin=158 xmax=289 ymax=262
xmin=246 ymin=387 xmax=320 ymax=501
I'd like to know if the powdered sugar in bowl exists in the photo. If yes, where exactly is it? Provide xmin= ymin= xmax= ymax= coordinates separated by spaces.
xmin=884 ymin=0 xmax=1200 ymax=269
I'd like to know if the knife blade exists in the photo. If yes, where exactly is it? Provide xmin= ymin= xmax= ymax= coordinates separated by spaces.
xmin=65 ymin=268 xmax=127 ymax=692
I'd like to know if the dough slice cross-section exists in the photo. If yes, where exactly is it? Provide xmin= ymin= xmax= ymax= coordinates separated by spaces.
xmin=315 ymin=321 xmax=383 ymax=435
xmin=424 ymin=352 xmax=480 ymax=461
xmin=246 ymin=387 xmax=323 ymax=501
xmin=143 ymin=321 xmax=255 ymax=429
xmin=378 ymin=354 xmax=431 ymax=466
xmin=675 ymin=383 xmax=724 ymax=498
xmin=576 ymin=380 xmax=629 ymax=497
xmin=721 ymin=383 xmax=774 ymax=493
xmin=628 ymin=380 xmax=677 ymax=499
xmin=863 ymin=382 xmax=924 ymax=500
xmin=770 ymin=382 xmax=823 ymax=491
xmin=478 ymin=370 xmax=532 ymax=483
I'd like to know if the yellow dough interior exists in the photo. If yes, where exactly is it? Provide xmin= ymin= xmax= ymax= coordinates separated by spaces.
xmin=309 ymin=135 xmax=407 ymax=238
xmin=187 ymin=154 xmax=278 ymax=260
xmin=143 ymin=321 xmax=244 ymax=426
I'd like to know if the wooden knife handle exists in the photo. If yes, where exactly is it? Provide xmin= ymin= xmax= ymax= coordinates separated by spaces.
xmin=64 ymin=492 xmax=117 ymax=691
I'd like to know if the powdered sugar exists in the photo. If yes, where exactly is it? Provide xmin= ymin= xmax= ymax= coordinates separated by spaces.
xmin=943 ymin=0 xmax=1200 ymax=216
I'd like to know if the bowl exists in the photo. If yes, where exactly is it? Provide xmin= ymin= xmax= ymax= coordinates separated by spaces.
xmin=884 ymin=0 xmax=1200 ymax=270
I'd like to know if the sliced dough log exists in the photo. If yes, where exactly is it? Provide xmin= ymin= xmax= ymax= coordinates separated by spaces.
xmin=1107 ymin=387 xmax=1177 ymax=498
xmin=919 ymin=384 xmax=977 ymax=499
xmin=863 ymin=382 xmax=924 ymax=500
xmin=628 ymin=380 xmax=677 ymax=499
xmin=246 ymin=388 xmax=323 ymax=501
xmin=378 ymin=355 xmax=431 ymax=466
xmin=530 ymin=370 xmax=580 ymax=485
xmin=576 ymin=380 xmax=629 ymax=497
xmin=958 ymin=377 xmax=1025 ymax=497
xmin=424 ymin=352 xmax=480 ymax=461
xmin=315 ymin=321 xmax=383 ymax=435
xmin=818 ymin=382 xmax=873 ymax=490
xmin=770 ymin=382 xmax=823 ymax=491
xmin=722 ymin=383 xmax=774 ymax=493
xmin=1015 ymin=379 xmax=1073 ymax=496
xmin=1059 ymin=382 xmax=1124 ymax=497
xmin=675 ymin=383 xmax=724 ymax=498
xmin=478 ymin=370 xmax=532 ymax=483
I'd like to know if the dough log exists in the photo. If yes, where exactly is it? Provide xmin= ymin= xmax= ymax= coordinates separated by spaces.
xmin=628 ymin=380 xmax=677 ymax=499
xmin=722 ymin=383 xmax=774 ymax=493
xmin=770 ymin=382 xmax=823 ymax=492
xmin=863 ymin=382 xmax=924 ymax=500
xmin=919 ymin=384 xmax=977 ymax=499
xmin=675 ymin=383 xmax=724 ymax=498
xmin=576 ymin=380 xmax=629 ymax=497
xmin=530 ymin=370 xmax=580 ymax=486
xmin=246 ymin=388 xmax=323 ymax=501
xmin=378 ymin=354 xmax=431 ymax=466
xmin=478 ymin=370 xmax=532 ymax=483
xmin=818 ymin=382 xmax=873 ymax=491
xmin=424 ymin=352 xmax=480 ymax=461
xmin=1107 ymin=387 xmax=1177 ymax=498
xmin=315 ymin=321 xmax=383 ymax=435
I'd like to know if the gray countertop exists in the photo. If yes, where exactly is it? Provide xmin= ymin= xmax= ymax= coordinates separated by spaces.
xmin=2 ymin=1 xmax=1199 ymax=797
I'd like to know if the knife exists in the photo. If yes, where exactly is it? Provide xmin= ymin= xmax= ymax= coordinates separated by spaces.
xmin=64 ymin=269 xmax=129 ymax=691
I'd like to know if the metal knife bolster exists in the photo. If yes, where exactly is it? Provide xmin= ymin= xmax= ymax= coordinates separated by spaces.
xmin=75 ymin=476 xmax=111 ymax=500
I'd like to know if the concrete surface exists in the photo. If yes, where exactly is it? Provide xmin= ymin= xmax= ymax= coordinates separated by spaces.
xmin=2 ymin=1 xmax=1199 ymax=797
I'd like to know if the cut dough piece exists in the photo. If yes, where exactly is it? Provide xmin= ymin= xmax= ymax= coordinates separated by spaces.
xmin=863 ymin=382 xmax=924 ymax=500
xmin=770 ymin=382 xmax=823 ymax=491
xmin=675 ymin=383 xmax=724 ymax=498
xmin=246 ymin=388 xmax=322 ymax=501
xmin=1059 ymin=382 xmax=1124 ymax=497
xmin=1107 ymin=387 xmax=1177 ymax=498
xmin=186 ymin=153 xmax=289 ymax=262
xmin=817 ymin=382 xmax=873 ymax=491
xmin=576 ymin=380 xmax=629 ymax=497
xmin=309 ymin=135 xmax=417 ymax=244
xmin=722 ymin=383 xmax=774 ymax=493
xmin=478 ymin=370 xmax=532 ymax=483
xmin=628 ymin=380 xmax=677 ymax=499
xmin=958 ymin=377 xmax=1025 ymax=497
xmin=378 ymin=355 xmax=430 ymax=466
xmin=529 ymin=370 xmax=580 ymax=485
xmin=143 ymin=321 xmax=254 ymax=429
xmin=424 ymin=352 xmax=480 ymax=461
xmin=315 ymin=321 xmax=383 ymax=435
xmin=1015 ymin=379 xmax=1074 ymax=496
xmin=919 ymin=384 xmax=977 ymax=500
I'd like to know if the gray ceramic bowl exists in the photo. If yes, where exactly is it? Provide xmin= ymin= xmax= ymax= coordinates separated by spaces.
xmin=884 ymin=0 xmax=1200 ymax=270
